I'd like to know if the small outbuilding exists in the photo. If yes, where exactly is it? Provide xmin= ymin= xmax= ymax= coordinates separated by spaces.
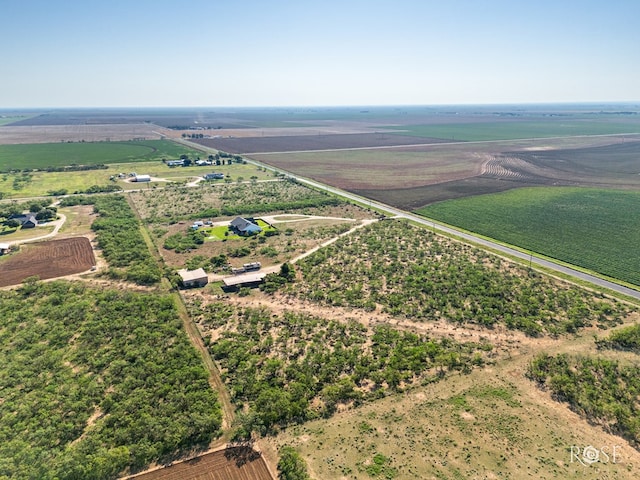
xmin=0 ymin=243 xmax=10 ymax=255
xmin=178 ymin=268 xmax=209 ymax=288
xmin=134 ymin=174 xmax=151 ymax=182
xmin=222 ymin=272 xmax=266 ymax=291
xmin=204 ymin=172 xmax=225 ymax=180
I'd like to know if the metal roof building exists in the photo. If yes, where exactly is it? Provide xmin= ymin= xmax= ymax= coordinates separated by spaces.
xmin=178 ymin=268 xmax=209 ymax=288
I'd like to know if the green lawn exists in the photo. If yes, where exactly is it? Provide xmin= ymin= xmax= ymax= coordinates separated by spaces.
xmin=418 ymin=187 xmax=640 ymax=286
xmin=386 ymin=120 xmax=640 ymax=141
xmin=0 ymin=140 xmax=202 ymax=171
xmin=203 ymin=219 xmax=276 ymax=241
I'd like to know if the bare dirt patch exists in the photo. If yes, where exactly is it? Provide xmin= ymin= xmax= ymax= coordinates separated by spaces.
xmin=0 ymin=237 xmax=95 ymax=287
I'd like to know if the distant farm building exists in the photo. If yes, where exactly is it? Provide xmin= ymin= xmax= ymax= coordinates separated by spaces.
xmin=0 ymin=243 xmax=10 ymax=255
xmin=204 ymin=172 xmax=225 ymax=180
xmin=133 ymin=174 xmax=151 ymax=182
xmin=166 ymin=160 xmax=185 ymax=167
xmin=10 ymin=214 xmax=38 ymax=228
xmin=230 ymin=217 xmax=262 ymax=235
xmin=178 ymin=268 xmax=209 ymax=288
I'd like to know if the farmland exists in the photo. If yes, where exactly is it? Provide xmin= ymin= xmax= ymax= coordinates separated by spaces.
xmin=0 ymin=237 xmax=95 ymax=287
xmin=128 ymin=447 xmax=273 ymax=480
xmin=384 ymin=117 xmax=640 ymax=141
xmin=0 ymin=139 xmax=201 ymax=172
xmin=4 ymin=106 xmax=640 ymax=479
xmin=193 ymin=132 xmax=452 ymax=154
xmin=418 ymin=187 xmax=640 ymax=287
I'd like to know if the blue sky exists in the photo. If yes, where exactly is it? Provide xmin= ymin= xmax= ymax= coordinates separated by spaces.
xmin=1 ymin=0 xmax=639 ymax=107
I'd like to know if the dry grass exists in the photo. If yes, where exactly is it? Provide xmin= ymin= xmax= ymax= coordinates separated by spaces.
xmin=265 ymin=314 xmax=640 ymax=479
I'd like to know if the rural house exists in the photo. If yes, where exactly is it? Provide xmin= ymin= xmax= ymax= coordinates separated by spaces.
xmin=230 ymin=217 xmax=262 ymax=235
xmin=178 ymin=268 xmax=209 ymax=288
xmin=10 ymin=214 xmax=38 ymax=228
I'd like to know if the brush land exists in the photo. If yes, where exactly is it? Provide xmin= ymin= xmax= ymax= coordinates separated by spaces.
xmin=3 ymin=106 xmax=640 ymax=480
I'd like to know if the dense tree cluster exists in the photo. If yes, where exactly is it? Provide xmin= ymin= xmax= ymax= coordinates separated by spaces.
xmin=192 ymin=303 xmax=492 ymax=437
xmin=527 ymin=353 xmax=640 ymax=448
xmin=61 ymin=195 xmax=162 ymax=284
xmin=163 ymin=229 xmax=207 ymax=253
xmin=0 ymin=281 xmax=222 ymax=479
xmin=288 ymin=220 xmax=630 ymax=336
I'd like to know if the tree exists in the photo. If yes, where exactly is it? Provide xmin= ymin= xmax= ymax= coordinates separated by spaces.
xmin=4 ymin=218 xmax=20 ymax=228
xmin=277 ymin=446 xmax=310 ymax=480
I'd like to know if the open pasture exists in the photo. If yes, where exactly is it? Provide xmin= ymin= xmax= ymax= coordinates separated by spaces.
xmin=0 ymin=237 xmax=95 ymax=287
xmin=419 ymin=187 xmax=640 ymax=287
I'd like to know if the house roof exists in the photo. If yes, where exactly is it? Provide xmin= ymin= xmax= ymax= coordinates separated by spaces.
xmin=178 ymin=268 xmax=208 ymax=282
xmin=222 ymin=272 xmax=266 ymax=287
xmin=230 ymin=217 xmax=261 ymax=232
xmin=10 ymin=214 xmax=37 ymax=225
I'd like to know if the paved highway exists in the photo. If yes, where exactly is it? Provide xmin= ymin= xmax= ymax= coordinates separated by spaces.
xmin=241 ymin=157 xmax=640 ymax=302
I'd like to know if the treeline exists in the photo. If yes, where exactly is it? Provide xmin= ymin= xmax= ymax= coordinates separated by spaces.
xmin=0 ymin=198 xmax=56 ymax=221
xmin=0 ymin=281 xmax=222 ymax=479
xmin=527 ymin=353 xmax=640 ymax=448
xmin=61 ymin=195 xmax=162 ymax=285
xmin=193 ymin=303 xmax=492 ymax=437
xmin=288 ymin=220 xmax=630 ymax=336
xmin=189 ymin=197 xmax=342 ymax=222
xmin=0 ymin=164 xmax=108 ymax=174
xmin=48 ymin=184 xmax=122 ymax=196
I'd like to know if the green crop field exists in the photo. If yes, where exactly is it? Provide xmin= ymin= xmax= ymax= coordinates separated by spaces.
xmin=386 ymin=119 xmax=640 ymax=141
xmin=0 ymin=115 xmax=33 ymax=126
xmin=0 ymin=140 xmax=202 ymax=171
xmin=418 ymin=187 xmax=640 ymax=286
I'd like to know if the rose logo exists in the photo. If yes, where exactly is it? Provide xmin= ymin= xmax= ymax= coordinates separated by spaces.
xmin=582 ymin=446 xmax=600 ymax=464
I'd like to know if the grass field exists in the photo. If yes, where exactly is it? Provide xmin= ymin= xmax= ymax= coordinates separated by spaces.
xmin=386 ymin=119 xmax=640 ymax=141
xmin=418 ymin=187 xmax=640 ymax=286
xmin=0 ymin=161 xmax=269 ymax=198
xmin=0 ymin=139 xmax=201 ymax=171
xmin=0 ymin=115 xmax=33 ymax=126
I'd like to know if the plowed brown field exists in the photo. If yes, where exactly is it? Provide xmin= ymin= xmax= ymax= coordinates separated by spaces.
xmin=0 ymin=237 xmax=95 ymax=287
xmin=128 ymin=447 xmax=273 ymax=480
